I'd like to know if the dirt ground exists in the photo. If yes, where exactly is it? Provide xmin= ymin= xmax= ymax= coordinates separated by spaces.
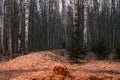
xmin=0 ymin=50 xmax=120 ymax=80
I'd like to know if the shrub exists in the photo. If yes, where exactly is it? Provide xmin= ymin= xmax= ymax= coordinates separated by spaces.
xmin=115 ymin=43 xmax=120 ymax=59
xmin=92 ymin=40 xmax=110 ymax=59
xmin=68 ymin=43 xmax=90 ymax=62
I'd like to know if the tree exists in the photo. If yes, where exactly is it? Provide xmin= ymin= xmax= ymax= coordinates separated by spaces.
xmin=93 ymin=0 xmax=99 ymax=45
xmin=110 ymin=0 xmax=116 ymax=53
xmin=83 ymin=0 xmax=87 ymax=44
xmin=69 ymin=0 xmax=81 ymax=60
xmin=24 ymin=0 xmax=29 ymax=53
xmin=0 ymin=0 xmax=4 ymax=55
xmin=8 ymin=0 xmax=12 ymax=59
xmin=19 ymin=0 xmax=25 ymax=53
xmin=62 ymin=0 xmax=68 ymax=48
xmin=11 ymin=0 xmax=19 ymax=54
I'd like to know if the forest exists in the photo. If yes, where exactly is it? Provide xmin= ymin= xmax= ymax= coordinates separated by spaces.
xmin=0 ymin=0 xmax=120 ymax=80
xmin=0 ymin=0 xmax=120 ymax=60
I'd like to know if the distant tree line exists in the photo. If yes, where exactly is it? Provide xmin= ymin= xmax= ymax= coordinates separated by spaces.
xmin=0 ymin=0 xmax=120 ymax=60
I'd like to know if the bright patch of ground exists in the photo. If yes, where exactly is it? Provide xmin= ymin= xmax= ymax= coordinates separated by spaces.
xmin=0 ymin=50 xmax=120 ymax=80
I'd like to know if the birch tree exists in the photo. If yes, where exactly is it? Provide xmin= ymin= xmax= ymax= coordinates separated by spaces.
xmin=24 ymin=0 xmax=29 ymax=53
xmin=83 ymin=0 xmax=87 ymax=44
xmin=70 ymin=0 xmax=81 ymax=60
xmin=72 ymin=0 xmax=78 ymax=50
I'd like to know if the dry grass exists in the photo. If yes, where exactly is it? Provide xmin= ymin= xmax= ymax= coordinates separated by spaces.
xmin=0 ymin=50 xmax=120 ymax=80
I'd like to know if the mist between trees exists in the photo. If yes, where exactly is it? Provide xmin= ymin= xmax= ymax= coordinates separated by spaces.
xmin=0 ymin=0 xmax=120 ymax=60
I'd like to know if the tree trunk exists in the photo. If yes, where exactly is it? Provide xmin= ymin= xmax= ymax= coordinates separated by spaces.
xmin=62 ymin=0 xmax=68 ymax=48
xmin=8 ymin=0 xmax=12 ymax=60
xmin=24 ymin=0 xmax=29 ymax=53
xmin=0 ymin=0 xmax=4 ymax=55
xmin=83 ymin=0 xmax=87 ymax=44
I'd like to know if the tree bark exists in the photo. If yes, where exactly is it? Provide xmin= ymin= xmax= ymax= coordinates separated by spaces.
xmin=24 ymin=0 xmax=29 ymax=53
xmin=8 ymin=0 xmax=12 ymax=60
xmin=83 ymin=0 xmax=87 ymax=44
xmin=62 ymin=0 xmax=68 ymax=48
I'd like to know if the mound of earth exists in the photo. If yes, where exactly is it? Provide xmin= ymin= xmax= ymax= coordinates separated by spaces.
xmin=0 ymin=50 xmax=120 ymax=80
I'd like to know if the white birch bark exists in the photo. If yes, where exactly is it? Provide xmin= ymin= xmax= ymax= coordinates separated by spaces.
xmin=83 ymin=0 xmax=87 ymax=44
xmin=24 ymin=0 xmax=29 ymax=53
xmin=72 ymin=0 xmax=77 ymax=33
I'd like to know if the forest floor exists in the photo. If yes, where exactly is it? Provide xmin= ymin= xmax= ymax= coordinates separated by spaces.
xmin=0 ymin=49 xmax=120 ymax=80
